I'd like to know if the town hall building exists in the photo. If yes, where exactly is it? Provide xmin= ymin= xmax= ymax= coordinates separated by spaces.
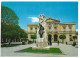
xmin=27 ymin=16 xmax=76 ymax=43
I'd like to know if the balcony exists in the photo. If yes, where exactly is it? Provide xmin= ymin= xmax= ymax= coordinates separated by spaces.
xmin=59 ymin=31 xmax=76 ymax=33
xmin=47 ymin=30 xmax=76 ymax=34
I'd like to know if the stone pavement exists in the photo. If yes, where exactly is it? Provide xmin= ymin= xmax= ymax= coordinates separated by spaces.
xmin=1 ymin=43 xmax=78 ymax=57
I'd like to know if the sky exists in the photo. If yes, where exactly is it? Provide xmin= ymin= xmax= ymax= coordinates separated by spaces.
xmin=1 ymin=2 xmax=78 ymax=31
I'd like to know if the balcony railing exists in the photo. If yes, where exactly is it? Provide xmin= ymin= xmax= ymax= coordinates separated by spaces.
xmin=47 ymin=30 xmax=76 ymax=33
xmin=27 ymin=30 xmax=76 ymax=34
xmin=59 ymin=31 xmax=76 ymax=33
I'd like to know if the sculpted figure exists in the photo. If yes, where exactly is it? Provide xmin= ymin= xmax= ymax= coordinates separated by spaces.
xmin=36 ymin=14 xmax=48 ymax=47
xmin=39 ymin=23 xmax=44 ymax=38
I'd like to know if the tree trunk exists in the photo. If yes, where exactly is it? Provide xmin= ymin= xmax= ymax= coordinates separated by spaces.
xmin=9 ymin=39 xmax=12 ymax=45
xmin=62 ymin=39 xmax=64 ymax=44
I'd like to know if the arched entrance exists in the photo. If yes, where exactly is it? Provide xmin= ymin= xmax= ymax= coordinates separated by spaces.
xmin=48 ymin=34 xmax=52 ymax=45
xmin=54 ymin=34 xmax=58 ymax=41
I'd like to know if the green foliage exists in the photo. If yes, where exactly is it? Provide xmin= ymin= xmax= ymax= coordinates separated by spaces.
xmin=70 ymin=38 xmax=73 ymax=41
xmin=59 ymin=34 xmax=66 ymax=39
xmin=59 ymin=34 xmax=66 ymax=43
xmin=73 ymin=36 xmax=77 ymax=41
xmin=1 ymin=6 xmax=19 ymax=24
xmin=73 ymin=36 xmax=77 ymax=39
xmin=22 ymin=32 xmax=28 ymax=41
xmin=18 ymin=47 xmax=62 ymax=53
xmin=31 ymin=34 xmax=37 ymax=42
xmin=31 ymin=34 xmax=37 ymax=39
xmin=1 ymin=23 xmax=28 ymax=44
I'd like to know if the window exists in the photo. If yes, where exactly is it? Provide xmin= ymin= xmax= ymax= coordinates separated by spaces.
xmin=69 ymin=26 xmax=72 ymax=31
xmin=35 ymin=27 xmax=37 ymax=32
xmin=35 ymin=28 xmax=37 ymax=30
xmin=54 ymin=27 xmax=57 ymax=31
xmin=63 ymin=26 xmax=66 ymax=31
xmin=49 ymin=27 xmax=51 ymax=32
xmin=30 ymin=27 xmax=33 ymax=31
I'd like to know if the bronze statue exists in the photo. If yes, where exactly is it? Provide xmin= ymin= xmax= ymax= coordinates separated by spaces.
xmin=39 ymin=23 xmax=44 ymax=38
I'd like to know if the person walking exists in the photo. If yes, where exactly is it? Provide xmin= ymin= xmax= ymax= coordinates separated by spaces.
xmin=66 ymin=42 xmax=67 ymax=45
xmin=58 ymin=40 xmax=59 ymax=46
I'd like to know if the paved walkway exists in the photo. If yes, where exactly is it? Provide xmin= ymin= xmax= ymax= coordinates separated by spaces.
xmin=1 ymin=43 xmax=78 ymax=57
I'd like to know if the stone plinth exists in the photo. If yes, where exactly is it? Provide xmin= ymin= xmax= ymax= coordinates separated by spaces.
xmin=36 ymin=38 xmax=48 ymax=47
xmin=36 ymin=42 xmax=47 ymax=47
xmin=32 ymin=46 xmax=50 ymax=50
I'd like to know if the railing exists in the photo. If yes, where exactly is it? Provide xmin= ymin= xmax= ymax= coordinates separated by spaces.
xmin=47 ymin=30 xmax=76 ymax=33
xmin=27 ymin=30 xmax=76 ymax=34
xmin=59 ymin=31 xmax=76 ymax=33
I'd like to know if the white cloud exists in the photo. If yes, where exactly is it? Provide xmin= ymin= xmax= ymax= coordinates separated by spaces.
xmin=76 ymin=29 xmax=78 ymax=31
xmin=28 ymin=17 xmax=39 ymax=23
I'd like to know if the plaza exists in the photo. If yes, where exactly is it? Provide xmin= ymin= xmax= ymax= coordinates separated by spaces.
xmin=1 ymin=43 xmax=78 ymax=57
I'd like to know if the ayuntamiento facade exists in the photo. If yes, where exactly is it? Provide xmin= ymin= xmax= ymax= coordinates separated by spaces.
xmin=27 ymin=15 xmax=76 ymax=43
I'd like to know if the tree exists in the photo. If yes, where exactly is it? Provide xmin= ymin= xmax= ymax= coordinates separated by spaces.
xmin=1 ymin=6 xmax=19 ymax=24
xmin=59 ymin=34 xmax=66 ymax=43
xmin=31 ymin=34 xmax=37 ymax=43
xmin=22 ymin=32 xmax=28 ymax=42
xmin=73 ymin=36 xmax=77 ymax=42
xmin=1 ymin=23 xmax=28 ymax=45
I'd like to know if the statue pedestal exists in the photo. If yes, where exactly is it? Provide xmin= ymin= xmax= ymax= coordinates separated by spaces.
xmin=32 ymin=38 xmax=49 ymax=50
xmin=32 ymin=46 xmax=50 ymax=50
xmin=36 ymin=38 xmax=47 ymax=47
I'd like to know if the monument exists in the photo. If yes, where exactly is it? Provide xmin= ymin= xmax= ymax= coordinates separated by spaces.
xmin=32 ymin=15 xmax=50 ymax=50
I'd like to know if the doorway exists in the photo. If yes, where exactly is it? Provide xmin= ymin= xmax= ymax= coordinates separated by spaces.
xmin=48 ymin=35 xmax=52 ymax=45
xmin=54 ymin=34 xmax=58 ymax=41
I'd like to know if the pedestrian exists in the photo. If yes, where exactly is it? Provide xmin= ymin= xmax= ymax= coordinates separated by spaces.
xmin=66 ymin=42 xmax=67 ymax=45
xmin=58 ymin=40 xmax=59 ymax=46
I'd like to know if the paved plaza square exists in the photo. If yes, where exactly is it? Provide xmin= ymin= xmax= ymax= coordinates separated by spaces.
xmin=1 ymin=43 xmax=78 ymax=57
